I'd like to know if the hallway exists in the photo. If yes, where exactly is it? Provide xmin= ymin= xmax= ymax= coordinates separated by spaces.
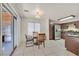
xmin=12 ymin=39 xmax=76 ymax=56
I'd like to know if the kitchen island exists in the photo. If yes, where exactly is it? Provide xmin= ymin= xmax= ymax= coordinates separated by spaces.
xmin=65 ymin=34 xmax=79 ymax=55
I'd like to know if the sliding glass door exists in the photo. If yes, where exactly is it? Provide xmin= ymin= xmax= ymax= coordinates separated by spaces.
xmin=2 ymin=4 xmax=14 ymax=56
xmin=0 ymin=3 xmax=2 ymax=56
xmin=0 ymin=4 xmax=17 ymax=56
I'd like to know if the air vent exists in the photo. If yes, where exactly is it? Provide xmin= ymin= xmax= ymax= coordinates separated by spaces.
xmin=24 ymin=10 xmax=29 ymax=12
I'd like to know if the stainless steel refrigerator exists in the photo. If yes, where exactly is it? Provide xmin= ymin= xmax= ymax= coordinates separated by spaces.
xmin=54 ymin=24 xmax=61 ymax=40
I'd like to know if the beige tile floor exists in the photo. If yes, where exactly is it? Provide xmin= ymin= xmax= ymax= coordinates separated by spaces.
xmin=12 ymin=39 xmax=76 ymax=56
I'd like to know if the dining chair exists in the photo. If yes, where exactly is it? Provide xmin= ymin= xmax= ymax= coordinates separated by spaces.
xmin=33 ymin=32 xmax=38 ymax=43
xmin=25 ymin=34 xmax=34 ymax=47
xmin=35 ymin=33 xmax=46 ymax=48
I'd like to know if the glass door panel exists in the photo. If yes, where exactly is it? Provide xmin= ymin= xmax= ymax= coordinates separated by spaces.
xmin=0 ymin=3 xmax=2 ymax=56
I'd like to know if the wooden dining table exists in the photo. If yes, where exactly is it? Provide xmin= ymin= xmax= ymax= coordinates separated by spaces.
xmin=33 ymin=32 xmax=45 ymax=41
xmin=33 ymin=32 xmax=46 ymax=48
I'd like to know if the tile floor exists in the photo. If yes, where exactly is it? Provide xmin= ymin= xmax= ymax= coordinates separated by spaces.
xmin=2 ymin=42 xmax=13 ymax=56
xmin=12 ymin=39 xmax=76 ymax=56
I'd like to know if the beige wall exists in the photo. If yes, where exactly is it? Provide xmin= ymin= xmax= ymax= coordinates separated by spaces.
xmin=20 ymin=17 xmax=49 ymax=43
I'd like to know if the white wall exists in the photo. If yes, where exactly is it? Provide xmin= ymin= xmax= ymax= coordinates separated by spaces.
xmin=16 ymin=16 xmax=21 ymax=46
xmin=20 ymin=17 xmax=49 ymax=43
xmin=40 ymin=18 xmax=49 ymax=40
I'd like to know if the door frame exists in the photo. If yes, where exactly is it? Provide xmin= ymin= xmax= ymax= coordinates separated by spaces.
xmin=13 ymin=16 xmax=17 ymax=49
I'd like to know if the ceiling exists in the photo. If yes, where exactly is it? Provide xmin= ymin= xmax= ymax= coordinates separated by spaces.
xmin=12 ymin=3 xmax=79 ymax=22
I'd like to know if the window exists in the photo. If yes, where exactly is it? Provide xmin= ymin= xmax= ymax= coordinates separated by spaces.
xmin=28 ymin=22 xmax=40 ymax=36
xmin=35 ymin=23 xmax=40 ymax=32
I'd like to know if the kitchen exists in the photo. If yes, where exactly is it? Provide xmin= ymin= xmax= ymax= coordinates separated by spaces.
xmin=61 ymin=20 xmax=79 ymax=55
xmin=49 ymin=18 xmax=79 ymax=55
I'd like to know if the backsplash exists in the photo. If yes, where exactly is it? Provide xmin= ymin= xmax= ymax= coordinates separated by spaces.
xmin=61 ymin=23 xmax=79 ymax=33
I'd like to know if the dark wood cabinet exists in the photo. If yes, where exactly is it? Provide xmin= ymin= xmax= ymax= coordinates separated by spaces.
xmin=49 ymin=24 xmax=54 ymax=40
xmin=49 ymin=20 xmax=55 ymax=40
xmin=61 ymin=32 xmax=65 ymax=39
xmin=61 ymin=20 xmax=79 ymax=55
xmin=65 ymin=36 xmax=79 ymax=55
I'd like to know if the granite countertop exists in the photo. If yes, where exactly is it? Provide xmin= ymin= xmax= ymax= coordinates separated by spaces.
xmin=65 ymin=34 xmax=79 ymax=43
xmin=67 ymin=34 xmax=79 ymax=37
xmin=66 ymin=34 xmax=79 ymax=41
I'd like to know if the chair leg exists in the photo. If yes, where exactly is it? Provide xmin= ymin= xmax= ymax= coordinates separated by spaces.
xmin=26 ymin=41 xmax=27 ymax=47
xmin=43 ymin=41 xmax=45 ymax=48
xmin=33 ymin=40 xmax=34 ymax=44
xmin=38 ymin=45 xmax=40 ymax=49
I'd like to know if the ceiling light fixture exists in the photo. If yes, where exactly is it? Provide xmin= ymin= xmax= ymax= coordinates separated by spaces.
xmin=58 ymin=15 xmax=75 ymax=21
xmin=35 ymin=8 xmax=44 ymax=18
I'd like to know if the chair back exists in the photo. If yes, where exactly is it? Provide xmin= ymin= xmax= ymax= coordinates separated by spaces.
xmin=38 ymin=33 xmax=46 ymax=42
xmin=25 ymin=34 xmax=33 ymax=41
xmin=33 ymin=32 xmax=38 ymax=37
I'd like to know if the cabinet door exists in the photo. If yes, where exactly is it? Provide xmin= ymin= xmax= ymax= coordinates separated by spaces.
xmin=65 ymin=38 xmax=78 ymax=55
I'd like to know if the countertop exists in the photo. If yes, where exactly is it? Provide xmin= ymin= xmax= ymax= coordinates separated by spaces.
xmin=67 ymin=34 xmax=79 ymax=37
xmin=66 ymin=34 xmax=79 ymax=42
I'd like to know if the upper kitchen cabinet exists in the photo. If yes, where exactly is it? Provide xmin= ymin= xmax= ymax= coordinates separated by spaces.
xmin=74 ymin=21 xmax=79 ymax=28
